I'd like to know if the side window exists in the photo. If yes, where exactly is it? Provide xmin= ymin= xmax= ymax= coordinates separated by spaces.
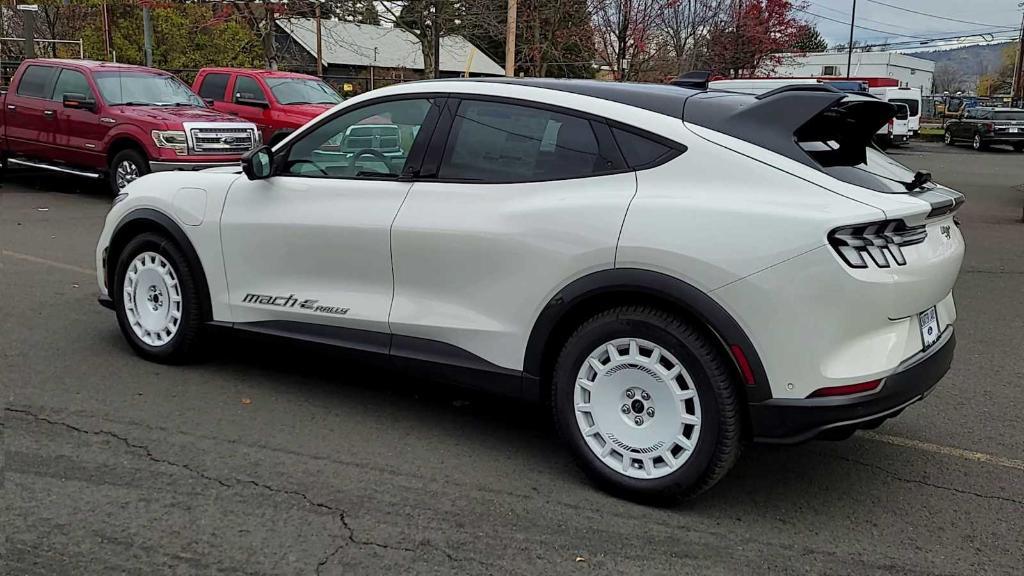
xmin=439 ymin=100 xmax=608 ymax=183
xmin=16 ymin=65 xmax=56 ymax=98
xmin=198 ymin=73 xmax=230 ymax=102
xmin=963 ymin=109 xmax=977 ymax=120
xmin=611 ymin=127 xmax=679 ymax=169
xmin=52 ymin=69 xmax=93 ymax=102
xmin=234 ymin=76 xmax=267 ymax=102
xmin=283 ymin=98 xmax=433 ymax=179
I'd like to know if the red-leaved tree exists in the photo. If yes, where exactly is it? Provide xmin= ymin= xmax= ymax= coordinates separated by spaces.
xmin=706 ymin=0 xmax=808 ymax=78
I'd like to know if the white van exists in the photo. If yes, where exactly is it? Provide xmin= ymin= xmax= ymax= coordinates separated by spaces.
xmin=870 ymin=87 xmax=922 ymax=135
xmin=876 ymin=102 xmax=910 ymax=149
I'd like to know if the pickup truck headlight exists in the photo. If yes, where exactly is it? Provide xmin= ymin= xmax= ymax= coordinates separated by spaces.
xmin=151 ymin=130 xmax=188 ymax=155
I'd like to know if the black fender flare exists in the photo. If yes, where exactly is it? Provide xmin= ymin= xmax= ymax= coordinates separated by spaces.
xmin=522 ymin=268 xmax=773 ymax=402
xmin=107 ymin=208 xmax=213 ymax=321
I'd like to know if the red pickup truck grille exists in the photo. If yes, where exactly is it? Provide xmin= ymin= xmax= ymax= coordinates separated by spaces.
xmin=188 ymin=127 xmax=257 ymax=154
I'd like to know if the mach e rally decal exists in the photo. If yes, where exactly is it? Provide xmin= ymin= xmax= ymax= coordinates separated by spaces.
xmin=242 ymin=293 xmax=350 ymax=316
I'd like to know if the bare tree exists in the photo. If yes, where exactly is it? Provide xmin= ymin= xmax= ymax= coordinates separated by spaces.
xmin=592 ymin=0 xmax=672 ymax=80
xmin=933 ymin=62 xmax=966 ymax=94
xmin=659 ymin=0 xmax=725 ymax=75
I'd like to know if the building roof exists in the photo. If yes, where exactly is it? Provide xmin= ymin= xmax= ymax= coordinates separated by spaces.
xmin=277 ymin=19 xmax=504 ymax=76
xmin=776 ymin=51 xmax=936 ymax=72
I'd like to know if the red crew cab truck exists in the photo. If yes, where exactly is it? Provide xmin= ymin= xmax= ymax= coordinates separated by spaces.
xmin=193 ymin=68 xmax=342 ymax=146
xmin=1 ymin=59 xmax=259 ymax=193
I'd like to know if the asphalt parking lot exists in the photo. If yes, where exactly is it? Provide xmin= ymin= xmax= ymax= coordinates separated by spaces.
xmin=2 ymin=141 xmax=1022 ymax=575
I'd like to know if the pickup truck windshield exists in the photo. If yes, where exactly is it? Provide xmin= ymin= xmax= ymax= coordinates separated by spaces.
xmin=266 ymin=78 xmax=342 ymax=105
xmin=95 ymin=71 xmax=204 ymax=107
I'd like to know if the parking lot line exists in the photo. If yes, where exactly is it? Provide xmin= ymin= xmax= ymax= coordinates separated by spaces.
xmin=860 ymin=431 xmax=1024 ymax=472
xmin=2 ymin=250 xmax=96 ymax=276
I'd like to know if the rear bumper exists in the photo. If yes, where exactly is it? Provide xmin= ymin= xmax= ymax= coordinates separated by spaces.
xmin=749 ymin=327 xmax=955 ymax=443
xmin=150 ymin=160 xmax=240 ymax=172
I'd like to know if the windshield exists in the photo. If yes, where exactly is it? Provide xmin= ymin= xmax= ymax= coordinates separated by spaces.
xmin=266 ymin=78 xmax=342 ymax=105
xmin=95 ymin=71 xmax=203 ymax=107
xmin=890 ymin=98 xmax=919 ymax=116
xmin=801 ymin=141 xmax=922 ymax=193
xmin=994 ymin=110 xmax=1024 ymax=121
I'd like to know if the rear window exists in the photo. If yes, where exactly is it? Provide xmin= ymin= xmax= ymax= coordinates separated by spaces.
xmin=16 ymin=65 xmax=56 ymax=98
xmin=890 ymin=98 xmax=919 ymax=116
xmin=994 ymin=111 xmax=1024 ymax=121
xmin=801 ymin=141 xmax=919 ymax=193
xmin=611 ymin=128 xmax=678 ymax=169
xmin=893 ymin=104 xmax=909 ymax=120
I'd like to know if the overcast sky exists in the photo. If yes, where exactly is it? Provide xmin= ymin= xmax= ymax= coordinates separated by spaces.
xmin=802 ymin=0 xmax=1022 ymax=50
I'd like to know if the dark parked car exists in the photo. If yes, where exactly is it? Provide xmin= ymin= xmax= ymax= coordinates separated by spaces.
xmin=944 ymin=107 xmax=1024 ymax=152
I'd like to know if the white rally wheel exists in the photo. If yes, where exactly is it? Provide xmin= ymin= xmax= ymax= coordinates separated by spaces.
xmin=573 ymin=337 xmax=702 ymax=479
xmin=122 ymin=251 xmax=183 ymax=347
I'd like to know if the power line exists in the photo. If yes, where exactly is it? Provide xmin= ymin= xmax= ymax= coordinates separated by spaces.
xmin=795 ymin=7 xmax=935 ymax=40
xmin=864 ymin=0 xmax=1009 ymax=29
xmin=798 ymin=6 xmax=1020 ymax=46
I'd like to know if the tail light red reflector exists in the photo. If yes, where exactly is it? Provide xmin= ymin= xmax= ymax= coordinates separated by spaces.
xmin=730 ymin=345 xmax=756 ymax=386
xmin=808 ymin=379 xmax=882 ymax=398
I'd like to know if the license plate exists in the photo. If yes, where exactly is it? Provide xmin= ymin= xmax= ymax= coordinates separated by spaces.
xmin=1010 ymin=127 xmax=1019 ymax=133
xmin=919 ymin=307 xmax=939 ymax=349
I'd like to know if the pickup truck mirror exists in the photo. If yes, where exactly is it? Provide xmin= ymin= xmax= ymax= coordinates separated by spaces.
xmin=241 ymin=145 xmax=274 ymax=180
xmin=236 ymin=92 xmax=270 ymax=108
xmin=62 ymin=93 xmax=97 ymax=112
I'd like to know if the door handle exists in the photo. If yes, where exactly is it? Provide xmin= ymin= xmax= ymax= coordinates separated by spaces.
xmin=6 ymin=105 xmax=14 ymax=111
xmin=43 ymin=110 xmax=55 ymax=117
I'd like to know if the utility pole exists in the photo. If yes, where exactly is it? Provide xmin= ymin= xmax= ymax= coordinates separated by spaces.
xmin=315 ymin=0 xmax=323 ymax=76
xmin=18 ymin=4 xmax=38 ymax=59
xmin=1012 ymin=8 xmax=1024 ymax=106
xmin=846 ymin=0 xmax=857 ymax=78
xmin=432 ymin=0 xmax=442 ymax=79
xmin=505 ymin=0 xmax=516 ymax=76
xmin=102 ymin=1 xmax=111 ymax=60
xmin=143 ymin=4 xmax=153 ymax=67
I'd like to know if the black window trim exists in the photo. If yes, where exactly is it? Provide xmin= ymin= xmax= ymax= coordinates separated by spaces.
xmin=271 ymin=93 xmax=448 ymax=183
xmin=14 ymin=64 xmax=58 ymax=101
xmin=420 ymin=94 xmax=634 ymax=185
xmin=606 ymin=119 xmax=687 ymax=171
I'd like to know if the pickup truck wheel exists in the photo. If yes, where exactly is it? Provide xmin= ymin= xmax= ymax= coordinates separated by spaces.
xmin=112 ymin=232 xmax=205 ymax=364
xmin=943 ymin=131 xmax=954 ymax=146
xmin=110 ymin=149 xmax=151 ymax=194
xmin=972 ymin=134 xmax=988 ymax=151
xmin=552 ymin=306 xmax=741 ymax=504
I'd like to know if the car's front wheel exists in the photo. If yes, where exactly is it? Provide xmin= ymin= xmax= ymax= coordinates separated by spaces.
xmin=113 ymin=232 xmax=204 ymax=363
xmin=552 ymin=306 xmax=741 ymax=503
xmin=943 ymin=130 xmax=954 ymax=146
xmin=109 ymin=149 xmax=151 ymax=194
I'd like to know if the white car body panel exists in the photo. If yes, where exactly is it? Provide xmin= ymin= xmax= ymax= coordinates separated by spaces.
xmin=220 ymin=175 xmax=413 ymax=333
xmin=390 ymin=172 xmax=637 ymax=371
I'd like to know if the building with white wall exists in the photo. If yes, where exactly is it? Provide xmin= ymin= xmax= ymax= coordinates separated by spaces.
xmin=772 ymin=52 xmax=935 ymax=95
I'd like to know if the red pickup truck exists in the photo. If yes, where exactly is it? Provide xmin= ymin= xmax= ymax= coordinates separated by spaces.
xmin=193 ymin=67 xmax=341 ymax=146
xmin=0 ymin=59 xmax=260 ymax=193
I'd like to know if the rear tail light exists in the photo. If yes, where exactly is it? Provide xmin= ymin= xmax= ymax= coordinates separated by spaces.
xmin=887 ymin=119 xmax=894 ymax=134
xmin=984 ymin=123 xmax=994 ymax=132
xmin=829 ymin=220 xmax=927 ymax=268
xmin=809 ymin=379 xmax=882 ymax=398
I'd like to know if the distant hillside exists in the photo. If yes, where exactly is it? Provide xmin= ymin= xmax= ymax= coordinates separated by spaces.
xmin=909 ymin=42 xmax=1014 ymax=89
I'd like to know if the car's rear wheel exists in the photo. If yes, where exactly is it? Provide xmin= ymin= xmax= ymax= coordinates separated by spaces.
xmin=113 ymin=232 xmax=204 ymax=363
xmin=109 ymin=149 xmax=151 ymax=194
xmin=973 ymin=134 xmax=987 ymax=151
xmin=552 ymin=306 xmax=741 ymax=503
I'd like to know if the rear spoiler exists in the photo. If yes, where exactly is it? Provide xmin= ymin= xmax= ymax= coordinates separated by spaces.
xmin=685 ymin=86 xmax=897 ymax=170
xmin=670 ymin=71 xmax=712 ymax=90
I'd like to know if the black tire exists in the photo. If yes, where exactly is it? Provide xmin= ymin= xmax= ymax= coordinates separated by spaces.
xmin=112 ymin=232 xmax=205 ymax=364
xmin=109 ymin=148 xmax=151 ymax=194
xmin=551 ymin=306 xmax=742 ymax=504
xmin=943 ymin=131 xmax=954 ymax=146
xmin=972 ymin=134 xmax=987 ymax=151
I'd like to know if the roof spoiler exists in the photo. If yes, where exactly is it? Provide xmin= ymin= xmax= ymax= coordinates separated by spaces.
xmin=670 ymin=71 xmax=711 ymax=90
xmin=685 ymin=90 xmax=897 ymax=169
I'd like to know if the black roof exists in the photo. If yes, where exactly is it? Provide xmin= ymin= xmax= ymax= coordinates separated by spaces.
xmin=458 ymin=77 xmax=700 ymax=118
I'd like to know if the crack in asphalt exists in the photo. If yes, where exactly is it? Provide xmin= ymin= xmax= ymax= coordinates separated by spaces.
xmin=5 ymin=407 xmax=463 ymax=574
xmin=829 ymin=453 xmax=1024 ymax=506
